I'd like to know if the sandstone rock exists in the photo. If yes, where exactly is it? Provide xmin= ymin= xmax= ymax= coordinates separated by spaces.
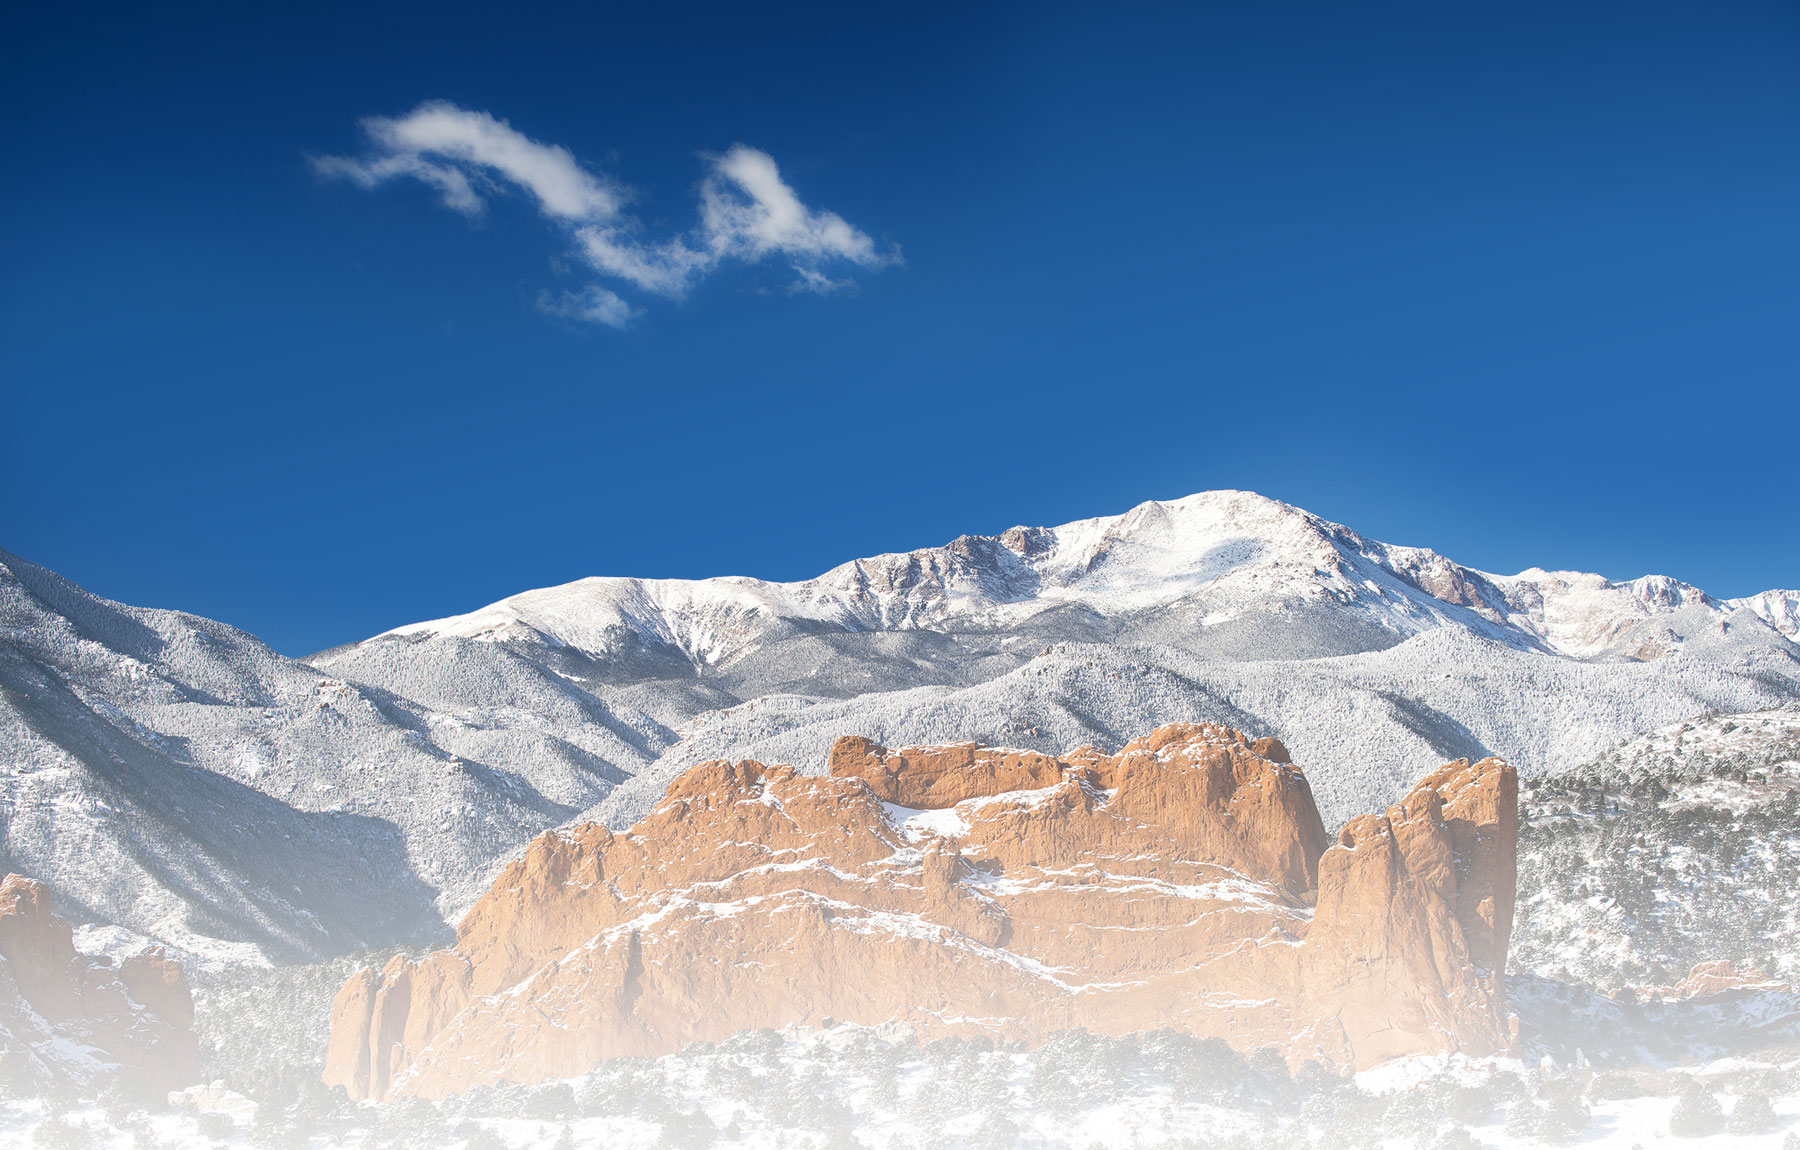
xmin=168 ymin=1081 xmax=258 ymax=1119
xmin=324 ymin=723 xmax=1517 ymax=1099
xmin=1626 ymin=959 xmax=1793 ymax=1003
xmin=123 ymin=948 xmax=195 ymax=1029
xmin=0 ymin=874 xmax=199 ymax=1092
xmin=1302 ymin=758 xmax=1516 ymax=1065
xmin=828 ymin=737 xmax=1069 ymax=806
xmin=323 ymin=950 xmax=473 ymax=1102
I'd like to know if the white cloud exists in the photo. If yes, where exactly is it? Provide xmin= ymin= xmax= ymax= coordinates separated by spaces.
xmin=571 ymin=227 xmax=710 ymax=299
xmin=535 ymin=285 xmax=636 ymax=329
xmin=315 ymin=102 xmax=895 ymax=325
xmin=702 ymin=145 xmax=883 ymax=269
xmin=313 ymin=101 xmax=622 ymax=222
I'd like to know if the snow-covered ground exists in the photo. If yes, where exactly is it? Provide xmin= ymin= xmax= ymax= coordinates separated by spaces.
xmin=2 ymin=1025 xmax=1795 ymax=1148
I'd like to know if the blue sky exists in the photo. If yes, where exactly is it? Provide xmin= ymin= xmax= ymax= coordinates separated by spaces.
xmin=4 ymin=1 xmax=1799 ymax=655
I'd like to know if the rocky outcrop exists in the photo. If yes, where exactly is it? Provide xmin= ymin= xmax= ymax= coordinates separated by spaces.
xmin=1302 ymin=757 xmax=1519 ymax=1064
xmin=324 ymin=723 xmax=1518 ymax=1100
xmin=1625 ymin=960 xmax=1794 ymax=1004
xmin=0 ymin=874 xmax=199 ymax=1091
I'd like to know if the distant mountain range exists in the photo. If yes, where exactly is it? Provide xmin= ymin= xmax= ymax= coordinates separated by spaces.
xmin=4 ymin=490 xmax=1796 ymax=964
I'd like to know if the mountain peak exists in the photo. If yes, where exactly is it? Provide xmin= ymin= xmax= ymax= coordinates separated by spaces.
xmin=357 ymin=489 xmax=1794 ymax=670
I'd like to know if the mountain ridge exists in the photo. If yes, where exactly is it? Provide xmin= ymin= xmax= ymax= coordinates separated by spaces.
xmin=360 ymin=491 xmax=1793 ymax=670
xmin=3 ymin=489 xmax=1796 ymax=966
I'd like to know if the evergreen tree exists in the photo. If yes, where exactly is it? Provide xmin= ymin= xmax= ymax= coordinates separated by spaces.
xmin=524 ymin=1083 xmax=577 ymax=1121
xmin=194 ymin=1113 xmax=235 ymax=1143
xmin=969 ymin=1107 xmax=1019 ymax=1149
xmin=656 ymin=1107 xmax=718 ymax=1149
xmin=1444 ymin=1084 xmax=1491 ymax=1124
xmin=1503 ymin=1100 xmax=1545 ymax=1140
xmin=463 ymin=1126 xmax=507 ymax=1150
xmin=1539 ymin=1085 xmax=1590 ymax=1144
xmin=1726 ymin=1092 xmax=1776 ymax=1136
xmin=1668 ymin=1085 xmax=1725 ymax=1138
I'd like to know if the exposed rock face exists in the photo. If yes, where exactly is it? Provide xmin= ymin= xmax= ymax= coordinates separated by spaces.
xmin=1304 ymin=757 xmax=1520 ymax=1065
xmin=324 ymin=724 xmax=1518 ymax=1100
xmin=0 ymin=874 xmax=199 ymax=1091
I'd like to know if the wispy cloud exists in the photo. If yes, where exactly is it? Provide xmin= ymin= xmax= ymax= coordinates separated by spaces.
xmin=534 ymin=285 xmax=636 ymax=330
xmin=313 ymin=101 xmax=896 ymax=325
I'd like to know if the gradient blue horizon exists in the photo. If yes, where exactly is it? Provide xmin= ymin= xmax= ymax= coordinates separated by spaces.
xmin=4 ymin=0 xmax=1799 ymax=656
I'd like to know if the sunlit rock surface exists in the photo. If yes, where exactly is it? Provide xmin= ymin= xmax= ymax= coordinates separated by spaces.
xmin=324 ymin=723 xmax=1518 ymax=1099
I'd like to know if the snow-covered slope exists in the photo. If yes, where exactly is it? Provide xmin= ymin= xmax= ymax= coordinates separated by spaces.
xmin=1735 ymin=589 xmax=1800 ymax=642
xmin=4 ymin=490 xmax=1797 ymax=965
xmin=0 ymin=549 xmax=674 ymax=962
xmin=1512 ymin=705 xmax=1800 ymax=990
xmin=343 ymin=490 xmax=1800 ymax=827
xmin=586 ymin=622 xmax=1800 ymax=832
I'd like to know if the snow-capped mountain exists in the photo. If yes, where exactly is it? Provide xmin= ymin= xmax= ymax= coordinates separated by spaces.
xmin=1736 ymin=588 xmax=1800 ymax=643
xmin=4 ymin=490 xmax=1797 ymax=965
xmin=373 ymin=490 xmax=1783 ymax=667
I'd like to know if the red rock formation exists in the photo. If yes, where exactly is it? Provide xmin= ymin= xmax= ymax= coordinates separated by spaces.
xmin=0 ymin=874 xmax=199 ymax=1091
xmin=1301 ymin=757 xmax=1518 ymax=1065
xmin=324 ymin=723 xmax=1517 ymax=1100
xmin=1625 ymin=960 xmax=1794 ymax=1004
